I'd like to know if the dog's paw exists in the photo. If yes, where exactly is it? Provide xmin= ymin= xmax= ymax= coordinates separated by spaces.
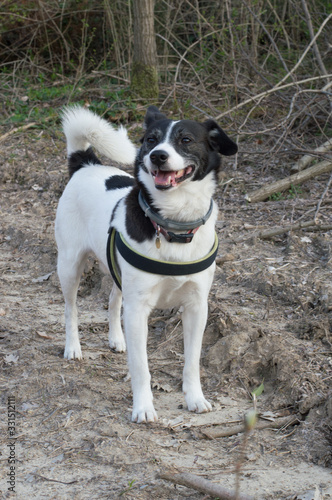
xmin=132 ymin=405 xmax=158 ymax=424
xmin=64 ymin=343 xmax=82 ymax=360
xmin=186 ymin=395 xmax=212 ymax=414
xmin=109 ymin=337 xmax=126 ymax=353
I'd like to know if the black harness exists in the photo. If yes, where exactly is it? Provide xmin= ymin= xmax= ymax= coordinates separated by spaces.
xmin=106 ymin=228 xmax=219 ymax=291
xmin=106 ymin=191 xmax=218 ymax=290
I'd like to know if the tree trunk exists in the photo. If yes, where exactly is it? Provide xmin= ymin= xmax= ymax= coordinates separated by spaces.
xmin=131 ymin=0 xmax=159 ymax=99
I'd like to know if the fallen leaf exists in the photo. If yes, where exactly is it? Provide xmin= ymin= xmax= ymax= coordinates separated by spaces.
xmin=21 ymin=402 xmax=39 ymax=411
xmin=152 ymin=382 xmax=173 ymax=393
xmin=162 ymin=415 xmax=184 ymax=429
xmin=4 ymin=354 xmax=19 ymax=364
xmin=36 ymin=331 xmax=52 ymax=339
xmin=32 ymin=271 xmax=54 ymax=283
xmin=301 ymin=236 xmax=312 ymax=243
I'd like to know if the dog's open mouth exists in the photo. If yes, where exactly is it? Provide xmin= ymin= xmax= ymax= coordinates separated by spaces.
xmin=152 ymin=166 xmax=194 ymax=189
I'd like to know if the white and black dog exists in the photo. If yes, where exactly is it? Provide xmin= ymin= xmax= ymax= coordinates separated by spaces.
xmin=55 ymin=105 xmax=237 ymax=423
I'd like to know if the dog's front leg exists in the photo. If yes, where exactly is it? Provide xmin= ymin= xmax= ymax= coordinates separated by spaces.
xmin=182 ymin=303 xmax=212 ymax=413
xmin=123 ymin=304 xmax=157 ymax=423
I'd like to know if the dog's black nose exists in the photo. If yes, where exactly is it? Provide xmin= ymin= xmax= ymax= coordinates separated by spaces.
xmin=150 ymin=149 xmax=169 ymax=167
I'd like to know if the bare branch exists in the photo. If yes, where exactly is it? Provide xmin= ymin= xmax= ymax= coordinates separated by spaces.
xmin=301 ymin=0 xmax=330 ymax=81
xmin=202 ymin=415 xmax=301 ymax=439
xmin=291 ymin=139 xmax=332 ymax=172
xmin=245 ymin=160 xmax=332 ymax=203
xmin=158 ymin=469 xmax=256 ymax=500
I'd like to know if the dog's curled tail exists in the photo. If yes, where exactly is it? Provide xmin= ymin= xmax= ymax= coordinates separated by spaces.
xmin=62 ymin=106 xmax=136 ymax=165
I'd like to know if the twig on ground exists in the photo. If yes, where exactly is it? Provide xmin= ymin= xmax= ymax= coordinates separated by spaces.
xmin=245 ymin=160 xmax=332 ymax=203
xmin=291 ymin=138 xmax=332 ymax=172
xmin=0 ymin=115 xmax=53 ymax=142
xmin=236 ymin=219 xmax=332 ymax=241
xmin=33 ymin=473 xmax=77 ymax=485
xmin=201 ymin=415 xmax=300 ymax=439
xmin=158 ymin=468 xmax=256 ymax=500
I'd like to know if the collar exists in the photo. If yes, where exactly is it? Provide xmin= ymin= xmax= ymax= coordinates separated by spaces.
xmin=138 ymin=190 xmax=214 ymax=244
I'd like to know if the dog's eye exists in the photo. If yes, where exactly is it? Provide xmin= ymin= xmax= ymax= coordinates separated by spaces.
xmin=146 ymin=137 xmax=156 ymax=145
xmin=181 ymin=137 xmax=192 ymax=144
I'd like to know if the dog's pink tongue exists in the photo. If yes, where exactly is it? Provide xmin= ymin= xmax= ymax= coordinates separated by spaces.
xmin=154 ymin=171 xmax=176 ymax=187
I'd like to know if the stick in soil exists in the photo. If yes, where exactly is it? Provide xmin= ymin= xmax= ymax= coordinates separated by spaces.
xmin=238 ymin=219 xmax=319 ymax=241
xmin=158 ymin=469 xmax=256 ymax=500
xmin=291 ymin=138 xmax=332 ymax=172
xmin=245 ymin=160 xmax=332 ymax=203
xmin=201 ymin=415 xmax=300 ymax=440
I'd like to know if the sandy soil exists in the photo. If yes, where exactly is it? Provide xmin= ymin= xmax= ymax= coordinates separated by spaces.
xmin=0 ymin=122 xmax=331 ymax=499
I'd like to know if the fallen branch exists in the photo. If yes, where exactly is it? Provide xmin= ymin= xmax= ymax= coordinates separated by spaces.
xmin=291 ymin=138 xmax=332 ymax=172
xmin=245 ymin=160 xmax=332 ymax=203
xmin=158 ymin=469 xmax=256 ymax=500
xmin=246 ymin=219 xmax=317 ymax=240
xmin=0 ymin=115 xmax=53 ymax=142
xmin=304 ymin=224 xmax=332 ymax=232
xmin=236 ymin=219 xmax=332 ymax=241
xmin=201 ymin=415 xmax=300 ymax=439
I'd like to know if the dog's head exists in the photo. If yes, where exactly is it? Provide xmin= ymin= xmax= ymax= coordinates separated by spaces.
xmin=135 ymin=106 xmax=238 ymax=191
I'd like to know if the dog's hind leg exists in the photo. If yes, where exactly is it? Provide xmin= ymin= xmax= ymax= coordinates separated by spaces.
xmin=108 ymin=283 xmax=126 ymax=352
xmin=57 ymin=251 xmax=87 ymax=360
xmin=182 ymin=303 xmax=212 ymax=414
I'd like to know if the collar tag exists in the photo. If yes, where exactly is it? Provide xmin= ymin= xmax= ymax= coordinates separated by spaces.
xmin=155 ymin=225 xmax=161 ymax=249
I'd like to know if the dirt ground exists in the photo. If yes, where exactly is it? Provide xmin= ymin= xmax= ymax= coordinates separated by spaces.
xmin=0 ymin=119 xmax=331 ymax=499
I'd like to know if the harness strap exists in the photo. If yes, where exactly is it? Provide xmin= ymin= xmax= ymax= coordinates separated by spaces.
xmin=106 ymin=228 xmax=122 ymax=290
xmin=106 ymin=228 xmax=219 ymax=291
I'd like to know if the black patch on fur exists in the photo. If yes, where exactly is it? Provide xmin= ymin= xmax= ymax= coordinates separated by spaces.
xmin=68 ymin=147 xmax=101 ymax=178
xmin=105 ymin=175 xmax=135 ymax=191
xmin=144 ymin=106 xmax=168 ymax=129
xmin=203 ymin=120 xmax=238 ymax=156
xmin=125 ymin=186 xmax=155 ymax=243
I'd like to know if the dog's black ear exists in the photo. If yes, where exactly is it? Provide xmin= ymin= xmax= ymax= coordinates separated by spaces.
xmin=144 ymin=106 xmax=167 ymax=129
xmin=203 ymin=119 xmax=238 ymax=156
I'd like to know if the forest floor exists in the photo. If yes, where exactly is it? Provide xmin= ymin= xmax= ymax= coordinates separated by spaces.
xmin=0 ymin=110 xmax=331 ymax=499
